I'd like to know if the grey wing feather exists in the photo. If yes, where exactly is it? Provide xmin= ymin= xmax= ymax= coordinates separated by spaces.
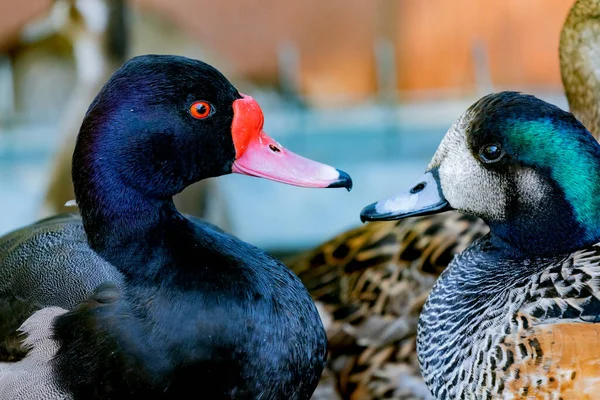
xmin=0 ymin=213 xmax=123 ymax=364
xmin=0 ymin=307 xmax=71 ymax=400
xmin=0 ymin=214 xmax=123 ymax=309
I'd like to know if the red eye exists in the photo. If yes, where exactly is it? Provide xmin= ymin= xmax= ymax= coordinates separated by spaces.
xmin=190 ymin=101 xmax=211 ymax=119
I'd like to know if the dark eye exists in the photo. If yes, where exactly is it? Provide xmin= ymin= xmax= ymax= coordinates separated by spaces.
xmin=190 ymin=101 xmax=212 ymax=119
xmin=480 ymin=144 xmax=504 ymax=163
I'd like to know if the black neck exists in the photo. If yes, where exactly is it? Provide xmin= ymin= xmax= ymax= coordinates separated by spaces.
xmin=485 ymin=185 xmax=599 ymax=258
xmin=80 ymin=186 xmax=186 ymax=278
xmin=73 ymin=137 xmax=191 ymax=282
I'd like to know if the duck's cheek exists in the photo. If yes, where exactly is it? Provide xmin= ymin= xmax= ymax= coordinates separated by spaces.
xmin=515 ymin=167 xmax=551 ymax=210
xmin=438 ymin=150 xmax=507 ymax=221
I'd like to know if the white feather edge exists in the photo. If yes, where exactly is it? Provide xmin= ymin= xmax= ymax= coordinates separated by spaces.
xmin=64 ymin=200 xmax=78 ymax=207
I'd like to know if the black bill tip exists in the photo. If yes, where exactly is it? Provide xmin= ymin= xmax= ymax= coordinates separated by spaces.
xmin=328 ymin=169 xmax=353 ymax=191
xmin=360 ymin=202 xmax=381 ymax=223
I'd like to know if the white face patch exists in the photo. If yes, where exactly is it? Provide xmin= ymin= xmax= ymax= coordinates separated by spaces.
xmin=515 ymin=168 xmax=550 ymax=209
xmin=431 ymin=111 xmax=508 ymax=221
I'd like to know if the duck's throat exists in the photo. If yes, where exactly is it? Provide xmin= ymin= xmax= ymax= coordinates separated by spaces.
xmin=487 ymin=186 xmax=600 ymax=257
xmin=79 ymin=182 xmax=177 ymax=254
xmin=72 ymin=151 xmax=183 ymax=273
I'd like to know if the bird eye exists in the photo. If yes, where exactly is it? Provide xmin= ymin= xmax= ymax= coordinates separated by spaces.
xmin=480 ymin=144 xmax=504 ymax=163
xmin=190 ymin=101 xmax=212 ymax=119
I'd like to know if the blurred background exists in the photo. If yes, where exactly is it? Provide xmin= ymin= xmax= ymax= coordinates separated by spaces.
xmin=0 ymin=0 xmax=573 ymax=256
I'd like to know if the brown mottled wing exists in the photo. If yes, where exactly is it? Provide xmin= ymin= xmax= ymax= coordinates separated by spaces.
xmin=286 ymin=212 xmax=488 ymax=399
xmin=501 ymin=322 xmax=600 ymax=399
xmin=491 ymin=248 xmax=600 ymax=399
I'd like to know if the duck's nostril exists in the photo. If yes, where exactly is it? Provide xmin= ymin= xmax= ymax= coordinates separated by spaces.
xmin=269 ymin=144 xmax=281 ymax=153
xmin=410 ymin=182 xmax=426 ymax=194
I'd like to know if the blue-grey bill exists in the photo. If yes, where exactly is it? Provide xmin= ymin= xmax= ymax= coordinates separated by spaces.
xmin=360 ymin=170 xmax=451 ymax=222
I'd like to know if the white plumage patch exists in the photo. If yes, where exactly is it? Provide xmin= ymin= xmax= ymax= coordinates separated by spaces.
xmin=431 ymin=112 xmax=508 ymax=221
xmin=0 ymin=307 xmax=70 ymax=400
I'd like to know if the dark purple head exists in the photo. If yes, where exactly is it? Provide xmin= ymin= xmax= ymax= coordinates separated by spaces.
xmin=72 ymin=55 xmax=352 ymax=217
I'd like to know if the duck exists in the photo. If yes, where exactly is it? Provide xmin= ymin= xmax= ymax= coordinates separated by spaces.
xmin=360 ymin=90 xmax=600 ymax=399
xmin=0 ymin=54 xmax=353 ymax=398
xmin=286 ymin=0 xmax=600 ymax=398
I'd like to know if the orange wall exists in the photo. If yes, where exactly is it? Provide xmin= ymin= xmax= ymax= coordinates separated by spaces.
xmin=396 ymin=0 xmax=573 ymax=94
xmin=132 ymin=0 xmax=378 ymax=101
xmin=134 ymin=0 xmax=574 ymax=101
xmin=0 ymin=0 xmax=51 ymax=51
xmin=2 ymin=0 xmax=576 ymax=101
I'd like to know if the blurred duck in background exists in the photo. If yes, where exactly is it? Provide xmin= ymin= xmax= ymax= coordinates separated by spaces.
xmin=289 ymin=0 xmax=600 ymax=398
xmin=32 ymin=0 xmax=232 ymax=231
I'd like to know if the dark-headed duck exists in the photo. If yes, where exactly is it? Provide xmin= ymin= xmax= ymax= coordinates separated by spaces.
xmin=0 ymin=54 xmax=352 ymax=399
